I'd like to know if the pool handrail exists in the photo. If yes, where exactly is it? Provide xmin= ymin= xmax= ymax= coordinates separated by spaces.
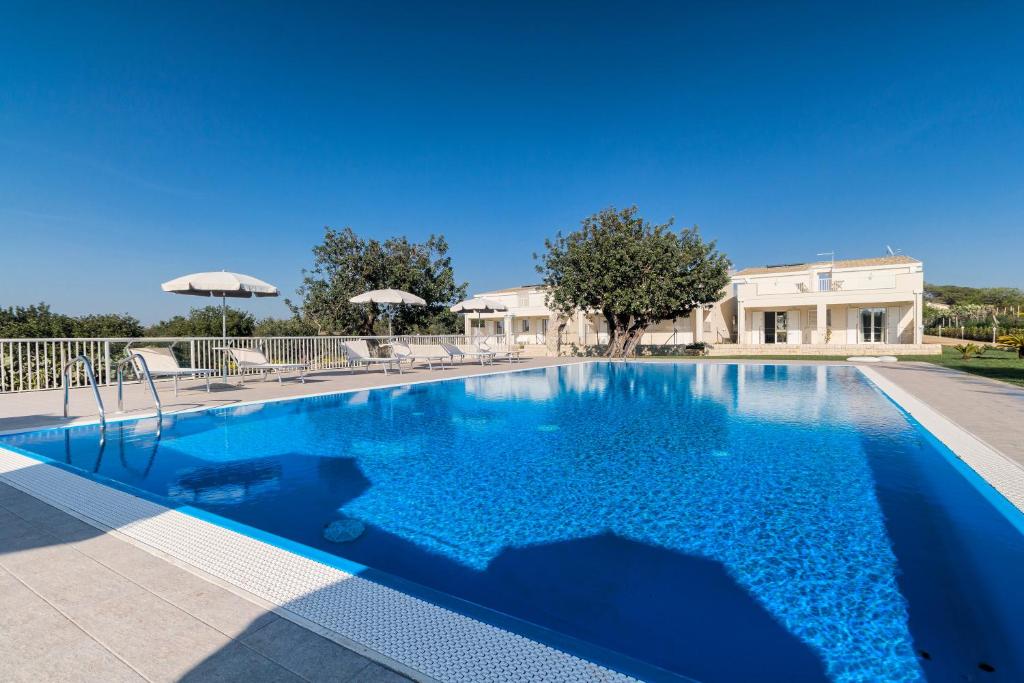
xmin=116 ymin=353 xmax=162 ymax=424
xmin=62 ymin=354 xmax=106 ymax=430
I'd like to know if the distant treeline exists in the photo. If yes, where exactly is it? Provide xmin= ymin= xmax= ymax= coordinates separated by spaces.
xmin=925 ymin=284 xmax=1024 ymax=307
xmin=0 ymin=303 xmax=316 ymax=339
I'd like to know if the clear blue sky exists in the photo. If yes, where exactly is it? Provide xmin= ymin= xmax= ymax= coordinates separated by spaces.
xmin=1 ymin=2 xmax=1022 ymax=323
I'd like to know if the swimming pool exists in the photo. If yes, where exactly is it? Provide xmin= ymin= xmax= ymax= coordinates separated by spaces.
xmin=2 ymin=362 xmax=1022 ymax=682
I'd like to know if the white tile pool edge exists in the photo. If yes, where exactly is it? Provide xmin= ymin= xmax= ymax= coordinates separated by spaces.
xmin=856 ymin=366 xmax=1024 ymax=513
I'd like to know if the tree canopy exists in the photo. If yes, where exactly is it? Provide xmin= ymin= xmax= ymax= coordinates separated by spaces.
xmin=288 ymin=227 xmax=467 ymax=335
xmin=145 ymin=306 xmax=256 ymax=337
xmin=536 ymin=206 xmax=731 ymax=357
xmin=925 ymin=284 xmax=1024 ymax=307
xmin=0 ymin=303 xmax=143 ymax=338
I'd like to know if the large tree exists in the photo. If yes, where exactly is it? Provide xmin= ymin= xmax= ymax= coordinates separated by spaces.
xmin=537 ymin=206 xmax=731 ymax=358
xmin=288 ymin=227 xmax=467 ymax=335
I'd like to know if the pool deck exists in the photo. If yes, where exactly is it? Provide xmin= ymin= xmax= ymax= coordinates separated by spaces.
xmin=1 ymin=356 xmax=1022 ymax=682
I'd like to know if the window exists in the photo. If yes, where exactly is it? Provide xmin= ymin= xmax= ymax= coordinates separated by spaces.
xmin=540 ymin=319 xmax=549 ymax=334
xmin=470 ymin=319 xmax=485 ymax=329
xmin=521 ymin=319 xmax=530 ymax=333
xmin=495 ymin=321 xmax=504 ymax=335
xmin=860 ymin=308 xmax=886 ymax=343
xmin=518 ymin=293 xmax=530 ymax=307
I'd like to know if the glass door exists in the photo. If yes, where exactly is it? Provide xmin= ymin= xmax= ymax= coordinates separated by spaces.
xmin=764 ymin=311 xmax=788 ymax=343
xmin=860 ymin=308 xmax=886 ymax=343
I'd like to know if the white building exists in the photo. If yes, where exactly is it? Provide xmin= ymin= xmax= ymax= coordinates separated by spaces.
xmin=729 ymin=255 xmax=928 ymax=351
xmin=467 ymin=255 xmax=938 ymax=356
xmin=462 ymin=285 xmax=552 ymax=349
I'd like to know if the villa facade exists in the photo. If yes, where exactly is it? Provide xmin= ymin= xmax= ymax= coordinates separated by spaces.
xmin=726 ymin=254 xmax=931 ymax=354
xmin=469 ymin=254 xmax=939 ymax=356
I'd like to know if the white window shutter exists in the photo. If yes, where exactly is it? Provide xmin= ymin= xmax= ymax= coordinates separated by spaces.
xmin=847 ymin=308 xmax=859 ymax=344
xmin=887 ymin=307 xmax=900 ymax=344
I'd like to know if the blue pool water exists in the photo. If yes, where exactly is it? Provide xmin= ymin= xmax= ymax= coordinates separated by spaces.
xmin=3 ymin=363 xmax=1023 ymax=682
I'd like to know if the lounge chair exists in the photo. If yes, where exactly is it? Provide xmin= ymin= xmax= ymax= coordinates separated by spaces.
xmin=225 ymin=347 xmax=307 ymax=384
xmin=475 ymin=341 xmax=523 ymax=365
xmin=391 ymin=343 xmax=450 ymax=370
xmin=442 ymin=342 xmax=494 ymax=365
xmin=342 ymin=340 xmax=402 ymax=375
xmin=127 ymin=347 xmax=218 ymax=396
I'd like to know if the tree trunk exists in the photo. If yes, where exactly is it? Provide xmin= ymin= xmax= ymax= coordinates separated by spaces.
xmin=621 ymin=327 xmax=646 ymax=357
xmin=602 ymin=310 xmax=622 ymax=357
xmin=604 ymin=314 xmax=648 ymax=358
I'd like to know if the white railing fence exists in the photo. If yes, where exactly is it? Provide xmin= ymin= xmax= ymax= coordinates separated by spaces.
xmin=0 ymin=334 xmax=505 ymax=393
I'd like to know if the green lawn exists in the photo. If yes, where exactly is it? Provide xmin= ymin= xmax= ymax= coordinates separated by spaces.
xmin=899 ymin=346 xmax=1024 ymax=388
xmin=698 ymin=346 xmax=1024 ymax=388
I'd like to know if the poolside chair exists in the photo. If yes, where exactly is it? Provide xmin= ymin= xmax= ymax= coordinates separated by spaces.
xmin=443 ymin=342 xmax=494 ymax=365
xmin=341 ymin=340 xmax=402 ymax=375
xmin=127 ymin=347 xmax=218 ymax=396
xmin=475 ymin=341 xmax=523 ymax=365
xmin=226 ymin=347 xmax=307 ymax=384
xmin=391 ymin=342 xmax=450 ymax=370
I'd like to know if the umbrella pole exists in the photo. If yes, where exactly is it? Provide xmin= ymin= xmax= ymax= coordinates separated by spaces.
xmin=221 ymin=295 xmax=227 ymax=381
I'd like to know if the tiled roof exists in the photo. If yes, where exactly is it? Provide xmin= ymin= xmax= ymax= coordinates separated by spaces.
xmin=734 ymin=255 xmax=920 ymax=277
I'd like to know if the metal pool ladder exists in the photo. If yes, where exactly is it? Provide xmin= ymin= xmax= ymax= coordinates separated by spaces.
xmin=116 ymin=353 xmax=162 ymax=424
xmin=62 ymin=355 xmax=106 ymax=430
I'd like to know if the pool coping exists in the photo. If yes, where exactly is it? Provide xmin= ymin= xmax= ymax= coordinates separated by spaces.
xmin=855 ymin=365 xmax=1024 ymax=514
xmin=0 ymin=360 xmax=1021 ymax=682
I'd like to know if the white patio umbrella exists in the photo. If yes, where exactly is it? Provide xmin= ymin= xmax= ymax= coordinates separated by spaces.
xmin=161 ymin=271 xmax=280 ymax=378
xmin=450 ymin=298 xmax=508 ymax=339
xmin=450 ymin=297 xmax=508 ymax=315
xmin=349 ymin=288 xmax=426 ymax=337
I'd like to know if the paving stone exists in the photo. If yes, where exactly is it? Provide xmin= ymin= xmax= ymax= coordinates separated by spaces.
xmin=178 ymin=640 xmax=306 ymax=682
xmin=349 ymin=662 xmax=412 ymax=682
xmin=0 ymin=567 xmax=144 ymax=683
xmin=240 ymin=615 xmax=376 ymax=681
xmin=68 ymin=591 xmax=237 ymax=683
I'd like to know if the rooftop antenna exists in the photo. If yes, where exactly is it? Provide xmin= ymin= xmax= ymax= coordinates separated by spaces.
xmin=886 ymin=245 xmax=902 ymax=256
xmin=817 ymin=251 xmax=835 ymax=268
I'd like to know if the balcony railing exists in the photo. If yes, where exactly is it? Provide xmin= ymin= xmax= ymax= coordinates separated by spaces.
xmin=0 ymin=334 xmax=509 ymax=394
xmin=798 ymin=280 xmax=845 ymax=293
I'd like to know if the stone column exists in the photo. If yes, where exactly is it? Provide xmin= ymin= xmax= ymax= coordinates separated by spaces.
xmin=693 ymin=308 xmax=704 ymax=344
xmin=505 ymin=313 xmax=515 ymax=349
xmin=816 ymin=301 xmax=827 ymax=345
xmin=736 ymin=301 xmax=745 ymax=344
xmin=913 ymin=291 xmax=924 ymax=345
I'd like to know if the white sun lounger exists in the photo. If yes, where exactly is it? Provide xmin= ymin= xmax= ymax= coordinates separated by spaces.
xmin=392 ymin=343 xmax=450 ymax=370
xmin=126 ymin=347 xmax=218 ymax=396
xmin=225 ymin=347 xmax=307 ymax=384
xmin=442 ymin=342 xmax=494 ymax=365
xmin=341 ymin=340 xmax=401 ymax=375
xmin=475 ymin=341 xmax=522 ymax=365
